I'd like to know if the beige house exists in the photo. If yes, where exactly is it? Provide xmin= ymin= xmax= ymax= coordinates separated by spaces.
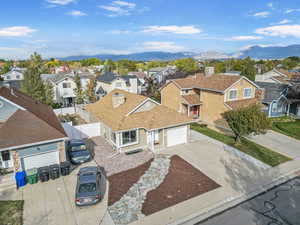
xmin=85 ymin=89 xmax=193 ymax=153
xmin=160 ymin=74 xmax=260 ymax=125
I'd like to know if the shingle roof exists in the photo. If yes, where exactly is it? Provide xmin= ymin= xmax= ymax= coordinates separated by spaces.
xmin=86 ymin=89 xmax=193 ymax=131
xmin=172 ymin=74 xmax=241 ymax=92
xmin=96 ymin=72 xmax=138 ymax=84
xmin=182 ymin=94 xmax=202 ymax=105
xmin=226 ymin=98 xmax=259 ymax=110
xmin=255 ymin=82 xmax=289 ymax=103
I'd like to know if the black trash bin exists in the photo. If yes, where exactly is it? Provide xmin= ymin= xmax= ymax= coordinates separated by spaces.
xmin=49 ymin=164 xmax=60 ymax=180
xmin=38 ymin=166 xmax=50 ymax=182
xmin=60 ymin=161 xmax=71 ymax=176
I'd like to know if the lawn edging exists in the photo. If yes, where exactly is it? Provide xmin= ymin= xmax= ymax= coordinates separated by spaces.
xmin=191 ymin=123 xmax=291 ymax=167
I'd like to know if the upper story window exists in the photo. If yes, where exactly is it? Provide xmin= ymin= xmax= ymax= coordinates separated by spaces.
xmin=115 ymin=82 xmax=122 ymax=88
xmin=228 ymin=89 xmax=237 ymax=100
xmin=63 ymin=83 xmax=71 ymax=88
xmin=16 ymin=75 xmax=20 ymax=79
xmin=243 ymin=88 xmax=252 ymax=98
xmin=6 ymin=76 xmax=10 ymax=80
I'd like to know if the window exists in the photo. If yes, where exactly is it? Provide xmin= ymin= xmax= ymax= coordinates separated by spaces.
xmin=111 ymin=132 xmax=116 ymax=144
xmin=228 ymin=89 xmax=237 ymax=100
xmin=115 ymin=82 xmax=122 ymax=88
xmin=244 ymin=88 xmax=252 ymax=98
xmin=122 ymin=130 xmax=137 ymax=145
xmin=16 ymin=75 xmax=20 ymax=79
xmin=63 ymin=83 xmax=71 ymax=88
xmin=1 ymin=151 xmax=10 ymax=161
xmin=6 ymin=76 xmax=10 ymax=80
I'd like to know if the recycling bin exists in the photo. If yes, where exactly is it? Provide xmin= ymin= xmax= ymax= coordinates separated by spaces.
xmin=60 ymin=161 xmax=71 ymax=176
xmin=26 ymin=168 xmax=38 ymax=184
xmin=15 ymin=171 xmax=26 ymax=188
xmin=49 ymin=164 xmax=60 ymax=180
xmin=38 ymin=166 xmax=50 ymax=182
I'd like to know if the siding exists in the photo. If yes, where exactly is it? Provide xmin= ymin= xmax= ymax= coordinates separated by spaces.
xmin=225 ymin=78 xmax=257 ymax=102
xmin=161 ymin=82 xmax=182 ymax=112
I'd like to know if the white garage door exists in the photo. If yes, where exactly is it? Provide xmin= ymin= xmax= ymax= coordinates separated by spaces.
xmin=167 ymin=126 xmax=187 ymax=147
xmin=22 ymin=151 xmax=60 ymax=170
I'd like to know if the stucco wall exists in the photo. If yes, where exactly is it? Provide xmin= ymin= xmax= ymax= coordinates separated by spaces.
xmin=161 ymin=82 xmax=181 ymax=112
xmin=225 ymin=78 xmax=257 ymax=102
xmin=119 ymin=129 xmax=148 ymax=152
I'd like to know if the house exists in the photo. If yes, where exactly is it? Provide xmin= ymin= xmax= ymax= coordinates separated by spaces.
xmin=95 ymin=72 xmax=141 ymax=99
xmin=128 ymin=71 xmax=148 ymax=92
xmin=160 ymin=73 xmax=260 ymax=125
xmin=255 ymin=68 xmax=300 ymax=84
xmin=148 ymin=66 xmax=177 ymax=84
xmin=1 ymin=67 xmax=26 ymax=81
xmin=85 ymin=89 xmax=193 ymax=153
xmin=256 ymin=82 xmax=290 ymax=117
xmin=0 ymin=87 xmax=67 ymax=173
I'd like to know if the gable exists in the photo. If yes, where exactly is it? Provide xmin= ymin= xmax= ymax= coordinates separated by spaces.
xmin=131 ymin=99 xmax=158 ymax=114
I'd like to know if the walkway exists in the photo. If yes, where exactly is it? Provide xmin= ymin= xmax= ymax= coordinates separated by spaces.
xmin=248 ymin=130 xmax=300 ymax=159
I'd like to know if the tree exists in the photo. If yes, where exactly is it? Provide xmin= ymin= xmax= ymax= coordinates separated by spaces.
xmin=104 ymin=59 xmax=115 ymax=72
xmin=80 ymin=58 xmax=101 ymax=67
xmin=74 ymin=74 xmax=85 ymax=104
xmin=45 ymin=58 xmax=60 ymax=73
xmin=44 ymin=81 xmax=54 ymax=106
xmin=173 ymin=58 xmax=199 ymax=74
xmin=85 ymin=78 xmax=97 ymax=103
xmin=144 ymin=77 xmax=161 ymax=102
xmin=222 ymin=104 xmax=270 ymax=143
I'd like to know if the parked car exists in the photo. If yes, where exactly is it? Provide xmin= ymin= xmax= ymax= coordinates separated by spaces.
xmin=67 ymin=139 xmax=91 ymax=165
xmin=75 ymin=166 xmax=106 ymax=206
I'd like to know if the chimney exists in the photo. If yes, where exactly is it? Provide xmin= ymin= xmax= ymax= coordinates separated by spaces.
xmin=204 ymin=67 xmax=215 ymax=77
xmin=112 ymin=92 xmax=126 ymax=108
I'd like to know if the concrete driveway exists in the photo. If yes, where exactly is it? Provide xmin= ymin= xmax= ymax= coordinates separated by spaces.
xmin=248 ymin=130 xmax=300 ymax=159
xmin=22 ymin=160 xmax=109 ymax=225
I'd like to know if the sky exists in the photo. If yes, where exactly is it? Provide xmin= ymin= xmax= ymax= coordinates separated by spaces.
xmin=1 ymin=0 xmax=300 ymax=59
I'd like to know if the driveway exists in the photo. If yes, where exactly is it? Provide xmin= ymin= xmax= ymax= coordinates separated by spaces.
xmin=22 ymin=160 xmax=109 ymax=225
xmin=248 ymin=130 xmax=300 ymax=159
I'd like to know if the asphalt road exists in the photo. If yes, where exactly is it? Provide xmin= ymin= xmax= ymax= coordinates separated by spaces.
xmin=197 ymin=177 xmax=300 ymax=225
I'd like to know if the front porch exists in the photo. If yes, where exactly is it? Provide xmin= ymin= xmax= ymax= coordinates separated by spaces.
xmin=182 ymin=104 xmax=201 ymax=119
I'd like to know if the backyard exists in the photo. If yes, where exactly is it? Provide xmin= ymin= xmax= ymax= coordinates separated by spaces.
xmin=271 ymin=117 xmax=300 ymax=141
xmin=0 ymin=200 xmax=23 ymax=225
xmin=191 ymin=123 xmax=291 ymax=167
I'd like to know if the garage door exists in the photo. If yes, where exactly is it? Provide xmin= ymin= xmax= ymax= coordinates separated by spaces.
xmin=167 ymin=126 xmax=187 ymax=147
xmin=22 ymin=151 xmax=60 ymax=170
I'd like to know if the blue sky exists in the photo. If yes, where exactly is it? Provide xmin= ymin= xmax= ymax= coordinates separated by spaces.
xmin=1 ymin=0 xmax=300 ymax=59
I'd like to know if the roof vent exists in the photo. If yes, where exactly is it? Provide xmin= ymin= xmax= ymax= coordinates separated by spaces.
xmin=112 ymin=92 xmax=126 ymax=108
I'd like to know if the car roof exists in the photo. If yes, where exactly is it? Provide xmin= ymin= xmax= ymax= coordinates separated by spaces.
xmin=79 ymin=174 xmax=97 ymax=184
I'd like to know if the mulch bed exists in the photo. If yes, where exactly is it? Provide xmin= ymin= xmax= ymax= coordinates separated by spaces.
xmin=108 ymin=158 xmax=153 ymax=206
xmin=141 ymin=155 xmax=220 ymax=215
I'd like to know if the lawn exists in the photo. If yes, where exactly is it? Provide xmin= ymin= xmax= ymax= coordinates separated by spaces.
xmin=0 ymin=200 xmax=24 ymax=225
xmin=271 ymin=119 xmax=300 ymax=141
xmin=191 ymin=123 xmax=291 ymax=167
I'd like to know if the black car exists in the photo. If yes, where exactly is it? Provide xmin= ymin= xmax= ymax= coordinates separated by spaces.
xmin=67 ymin=139 xmax=91 ymax=165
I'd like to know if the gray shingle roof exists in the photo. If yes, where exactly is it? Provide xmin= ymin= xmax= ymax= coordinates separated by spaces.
xmin=96 ymin=72 xmax=140 ymax=85
xmin=255 ymin=82 xmax=289 ymax=103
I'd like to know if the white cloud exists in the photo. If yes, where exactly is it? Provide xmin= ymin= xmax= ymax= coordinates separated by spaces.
xmin=272 ymin=19 xmax=292 ymax=25
xmin=253 ymin=11 xmax=270 ymax=18
xmin=67 ymin=10 xmax=86 ymax=16
xmin=256 ymin=24 xmax=300 ymax=38
xmin=231 ymin=35 xmax=263 ymax=41
xmin=142 ymin=25 xmax=202 ymax=34
xmin=0 ymin=26 xmax=36 ymax=37
xmin=110 ymin=30 xmax=131 ymax=34
xmin=46 ymin=0 xmax=75 ymax=5
xmin=267 ymin=2 xmax=274 ymax=9
xmin=142 ymin=41 xmax=185 ymax=52
xmin=99 ymin=1 xmax=136 ymax=17
xmin=285 ymin=8 xmax=300 ymax=14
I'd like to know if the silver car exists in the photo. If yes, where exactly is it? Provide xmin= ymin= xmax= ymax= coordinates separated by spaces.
xmin=75 ymin=166 xmax=106 ymax=206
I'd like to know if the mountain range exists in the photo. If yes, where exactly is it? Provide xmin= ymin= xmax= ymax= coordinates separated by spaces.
xmin=59 ymin=45 xmax=300 ymax=61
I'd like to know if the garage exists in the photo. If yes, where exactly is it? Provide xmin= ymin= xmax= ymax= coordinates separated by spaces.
xmin=22 ymin=151 xmax=60 ymax=170
xmin=167 ymin=126 xmax=187 ymax=147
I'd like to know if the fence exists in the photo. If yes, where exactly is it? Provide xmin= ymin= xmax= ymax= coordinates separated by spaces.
xmin=54 ymin=107 xmax=75 ymax=115
xmin=54 ymin=105 xmax=98 ymax=123
xmin=62 ymin=122 xmax=101 ymax=139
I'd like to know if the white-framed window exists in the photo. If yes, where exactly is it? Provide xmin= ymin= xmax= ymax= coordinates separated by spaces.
xmin=6 ymin=76 xmax=10 ymax=80
xmin=243 ymin=88 xmax=252 ymax=98
xmin=228 ymin=89 xmax=237 ymax=100
xmin=121 ymin=130 xmax=138 ymax=146
xmin=115 ymin=82 xmax=122 ymax=88
xmin=63 ymin=83 xmax=71 ymax=88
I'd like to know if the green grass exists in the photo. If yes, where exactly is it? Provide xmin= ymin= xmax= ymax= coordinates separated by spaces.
xmin=0 ymin=200 xmax=24 ymax=225
xmin=191 ymin=123 xmax=291 ymax=167
xmin=271 ymin=119 xmax=300 ymax=141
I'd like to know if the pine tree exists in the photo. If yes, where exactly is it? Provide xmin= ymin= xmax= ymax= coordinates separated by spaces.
xmin=44 ymin=81 xmax=54 ymax=106
xmin=74 ymin=74 xmax=85 ymax=104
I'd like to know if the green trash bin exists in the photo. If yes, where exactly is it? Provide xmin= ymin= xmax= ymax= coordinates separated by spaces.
xmin=26 ymin=168 xmax=38 ymax=184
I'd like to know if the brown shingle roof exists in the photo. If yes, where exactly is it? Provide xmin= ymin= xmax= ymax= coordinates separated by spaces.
xmin=172 ymin=74 xmax=241 ymax=92
xmin=272 ymin=76 xmax=291 ymax=84
xmin=226 ymin=98 xmax=259 ymax=110
xmin=86 ymin=89 xmax=193 ymax=131
xmin=182 ymin=94 xmax=202 ymax=105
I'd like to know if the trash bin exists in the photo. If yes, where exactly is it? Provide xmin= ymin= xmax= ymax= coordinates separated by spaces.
xmin=15 ymin=171 xmax=26 ymax=188
xmin=60 ymin=161 xmax=71 ymax=176
xmin=49 ymin=164 xmax=60 ymax=180
xmin=26 ymin=168 xmax=38 ymax=184
xmin=38 ymin=166 xmax=50 ymax=182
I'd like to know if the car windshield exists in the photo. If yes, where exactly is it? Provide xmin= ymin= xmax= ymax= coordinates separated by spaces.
xmin=71 ymin=144 xmax=86 ymax=152
xmin=79 ymin=183 xmax=96 ymax=193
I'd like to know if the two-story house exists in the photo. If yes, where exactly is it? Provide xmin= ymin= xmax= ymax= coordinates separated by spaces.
xmin=95 ymin=72 xmax=141 ymax=99
xmin=1 ymin=67 xmax=26 ymax=81
xmin=148 ymin=66 xmax=177 ymax=84
xmin=161 ymin=73 xmax=260 ymax=125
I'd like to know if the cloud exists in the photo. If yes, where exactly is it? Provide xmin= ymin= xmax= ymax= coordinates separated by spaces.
xmin=272 ymin=19 xmax=292 ymax=25
xmin=142 ymin=41 xmax=185 ymax=52
xmin=67 ymin=10 xmax=86 ymax=16
xmin=267 ymin=2 xmax=274 ymax=9
xmin=253 ymin=11 xmax=270 ymax=18
xmin=255 ymin=24 xmax=300 ymax=38
xmin=46 ymin=0 xmax=75 ymax=5
xmin=285 ymin=8 xmax=300 ymax=14
xmin=231 ymin=35 xmax=263 ymax=41
xmin=99 ymin=1 xmax=137 ymax=17
xmin=142 ymin=25 xmax=202 ymax=34
xmin=110 ymin=30 xmax=131 ymax=34
xmin=0 ymin=26 xmax=36 ymax=37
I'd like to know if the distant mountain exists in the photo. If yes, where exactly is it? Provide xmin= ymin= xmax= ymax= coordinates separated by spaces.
xmin=236 ymin=44 xmax=300 ymax=59
xmin=59 ymin=51 xmax=196 ymax=61
xmin=193 ymin=51 xmax=232 ymax=60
